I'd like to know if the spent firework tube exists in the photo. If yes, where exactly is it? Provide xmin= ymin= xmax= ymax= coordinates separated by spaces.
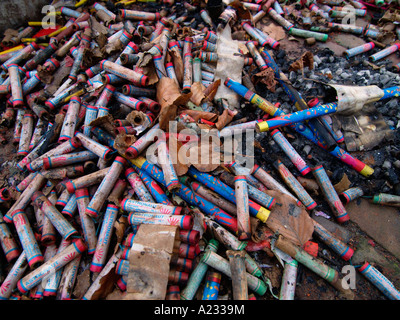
xmin=242 ymin=22 xmax=271 ymax=48
xmin=246 ymin=41 xmax=268 ymax=70
xmin=153 ymin=54 xmax=166 ymax=79
xmin=90 ymin=127 xmax=115 ymax=149
xmin=75 ymin=132 xmax=113 ymax=161
xmin=113 ymin=91 xmax=146 ymax=112
xmin=69 ymin=46 xmax=84 ymax=81
xmin=0 ymin=251 xmax=28 ymax=300
xmin=218 ymin=119 xmax=262 ymax=138
xmin=24 ymin=42 xmax=58 ymax=71
xmin=13 ymin=210 xmax=44 ymax=269
xmin=95 ymin=84 xmax=115 ymax=118
xmin=75 ymin=189 xmax=97 ymax=254
xmin=121 ymin=198 xmax=182 ymax=215
xmin=344 ymin=42 xmax=375 ymax=59
xmin=60 ymin=6 xmax=82 ymax=19
xmin=83 ymin=105 xmax=98 ymax=136
xmin=169 ymin=270 xmax=189 ymax=285
xmin=93 ymin=2 xmax=116 ymax=20
xmin=129 ymin=157 xmax=238 ymax=232
xmin=0 ymin=187 xmax=11 ymax=202
xmin=329 ymin=8 xmax=367 ymax=17
xmin=137 ymin=97 xmax=160 ymax=114
xmin=8 ymin=64 xmax=24 ymax=107
xmin=199 ymin=51 xmax=218 ymax=63
xmin=202 ymin=40 xmax=217 ymax=52
xmin=43 ymin=57 xmax=60 ymax=72
xmin=118 ymin=9 xmax=160 ymax=21
xmin=245 ymin=180 xmax=276 ymax=210
xmin=270 ymin=129 xmax=311 ymax=175
xmin=339 ymin=187 xmax=364 ymax=205
xmin=40 ymin=191 xmax=58 ymax=246
xmin=17 ymin=238 xmax=87 ymax=294
xmin=181 ymin=239 xmax=219 ymax=300
xmin=13 ymin=109 xmax=24 ymax=144
xmin=125 ymin=167 xmax=155 ymax=203
xmin=100 ymin=59 xmax=149 ymax=87
xmin=120 ymin=53 xmax=139 ymax=65
xmin=115 ymin=126 xmax=136 ymax=135
xmin=328 ymin=22 xmax=364 ymax=35
xmin=253 ymin=28 xmax=280 ymax=49
xmin=312 ymin=165 xmax=349 ymax=223
xmin=226 ymin=250 xmax=248 ymax=300
xmin=17 ymin=113 xmax=34 ymax=156
xmin=179 ymin=229 xmax=200 ymax=245
xmin=234 ymin=176 xmax=251 ymax=241
xmin=61 ymin=193 xmax=77 ymax=218
xmin=166 ymin=285 xmax=181 ymax=300
xmin=183 ymin=37 xmax=193 ymax=92
xmin=2 ymin=43 xmax=39 ymax=70
xmin=372 ymin=193 xmax=400 ymax=207
xmin=179 ymin=243 xmax=200 ymax=260
xmin=369 ymin=43 xmax=400 ymax=62
xmin=279 ymin=258 xmax=298 ymax=300
xmin=267 ymin=7 xmax=294 ymax=30
xmin=32 ymin=191 xmax=78 ymax=240
xmin=357 ymin=262 xmax=400 ymax=300
xmin=0 ymin=212 xmax=21 ymax=262
xmin=128 ymin=212 xmax=193 ymax=230
xmin=200 ymin=9 xmax=213 ymax=27
xmin=165 ymin=61 xmax=179 ymax=85
xmin=85 ymin=157 xmax=127 ymax=218
xmin=274 ymin=160 xmax=317 ymax=210
xmin=65 ymin=167 xmax=110 ymax=193
xmin=289 ymin=28 xmax=328 ymax=42
xmin=313 ymin=220 xmax=354 ymax=261
xmin=56 ymin=189 xmax=71 ymax=210
xmin=202 ymin=271 xmax=221 ymax=300
xmin=134 ymin=167 xmax=172 ymax=205
xmin=201 ymin=250 xmax=267 ymax=296
xmin=125 ymin=123 xmax=160 ymax=159
xmin=122 ymin=84 xmax=156 ymax=98
xmin=90 ymin=204 xmax=119 ymax=272
xmin=59 ymin=96 xmax=82 ymax=142
xmin=57 ymin=254 xmax=81 ymax=300
xmin=115 ymin=258 xmax=130 ymax=276
xmin=156 ymin=137 xmax=181 ymax=191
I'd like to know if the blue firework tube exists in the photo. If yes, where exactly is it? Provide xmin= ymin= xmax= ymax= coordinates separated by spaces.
xmin=183 ymin=37 xmax=193 ymax=92
xmin=12 ymin=209 xmax=43 ymax=268
xmin=235 ymin=176 xmax=251 ymax=241
xmin=270 ymin=129 xmax=311 ymax=175
xmin=312 ymin=165 xmax=349 ymax=223
xmin=246 ymin=41 xmax=268 ymax=70
xmin=165 ymin=61 xmax=179 ymax=85
xmin=119 ymin=30 xmax=133 ymax=46
xmin=187 ymin=166 xmax=271 ymax=223
xmin=153 ymin=54 xmax=166 ymax=79
xmin=125 ymin=167 xmax=155 ymax=202
xmin=113 ymin=91 xmax=147 ymax=112
xmin=121 ymin=198 xmax=182 ymax=215
xmin=156 ymin=136 xmax=181 ymax=191
xmin=8 ymin=64 xmax=24 ymax=107
xmin=122 ymin=84 xmax=156 ymax=98
xmin=44 ymin=84 xmax=78 ymax=110
xmin=274 ymin=159 xmax=317 ymax=210
xmin=202 ymin=40 xmax=217 ymax=52
xmin=0 ymin=212 xmax=21 ymax=263
xmin=339 ymin=187 xmax=364 ymax=205
xmin=0 ymin=251 xmax=27 ymax=300
xmin=61 ymin=6 xmax=82 ymax=19
xmin=90 ymin=127 xmax=115 ymax=149
xmin=130 ymin=157 xmax=238 ymax=232
xmin=69 ymin=46 xmax=84 ymax=81
xmin=115 ymin=258 xmax=130 ymax=276
xmin=95 ymin=84 xmax=115 ymax=118
xmin=125 ymin=123 xmax=160 ymax=159
xmin=202 ymin=271 xmax=221 ymax=300
xmin=91 ymin=204 xmax=119 ymax=272
xmin=370 ymin=44 xmax=400 ymax=62
xmin=254 ymin=28 xmax=280 ymax=49
xmin=134 ymin=167 xmax=172 ymax=205
xmin=245 ymin=181 xmax=276 ymax=210
xmin=75 ymin=132 xmax=113 ymax=161
xmin=381 ymin=86 xmax=400 ymax=100
xmin=32 ymin=191 xmax=78 ymax=240
xmin=85 ymin=156 xmax=127 ymax=218
xmin=344 ymin=42 xmax=375 ymax=59
xmin=357 ymin=262 xmax=400 ymax=300
xmin=83 ymin=105 xmax=98 ymax=136
xmin=204 ymin=31 xmax=218 ymax=44
xmin=61 ymin=193 xmax=77 ymax=219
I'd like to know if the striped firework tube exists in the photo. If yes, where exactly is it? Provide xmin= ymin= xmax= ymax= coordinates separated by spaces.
xmin=166 ymin=285 xmax=180 ymax=300
xmin=83 ymin=104 xmax=98 ymax=136
xmin=75 ymin=132 xmax=113 ymax=161
xmin=125 ymin=167 xmax=155 ymax=203
xmin=202 ymin=271 xmax=221 ymax=300
xmin=156 ymin=136 xmax=181 ymax=191
xmin=61 ymin=193 xmax=77 ymax=219
xmin=125 ymin=123 xmax=161 ymax=159
xmin=0 ymin=212 xmax=21 ymax=263
xmin=100 ymin=59 xmax=148 ymax=87
xmin=339 ymin=187 xmax=364 ymax=205
xmin=118 ymin=9 xmax=160 ymax=21
xmin=0 ymin=251 xmax=27 ymax=300
xmin=268 ymin=7 xmax=294 ymax=30
xmin=113 ymin=91 xmax=146 ymax=112
xmin=57 ymin=254 xmax=81 ymax=300
xmin=179 ymin=229 xmax=200 ymax=245
xmin=179 ymin=243 xmax=200 ymax=259
xmin=128 ymin=212 xmax=193 ymax=230
xmin=121 ymin=198 xmax=182 ymax=215
xmin=246 ymin=41 xmax=268 ymax=70
xmin=234 ymin=175 xmax=251 ymax=241
xmin=43 ymin=151 xmax=98 ymax=170
xmin=369 ymin=43 xmax=400 ymax=62
xmin=75 ymin=188 xmax=97 ymax=254
xmin=95 ymin=84 xmax=115 ymax=118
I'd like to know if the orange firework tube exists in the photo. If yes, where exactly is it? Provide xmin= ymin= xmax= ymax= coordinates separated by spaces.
xmin=65 ymin=167 xmax=110 ymax=193
xmin=59 ymin=96 xmax=81 ymax=142
xmin=75 ymin=132 xmax=113 ymax=161
xmin=75 ymin=188 xmax=97 ymax=254
xmin=17 ymin=113 xmax=34 ymax=156
xmin=100 ymin=59 xmax=149 ymax=87
xmin=312 ymin=165 xmax=349 ymax=223
xmin=8 ymin=64 xmax=24 ymax=107
xmin=17 ymin=238 xmax=87 ymax=294
xmin=0 ymin=212 xmax=21 ymax=263
xmin=234 ymin=176 xmax=251 ymax=241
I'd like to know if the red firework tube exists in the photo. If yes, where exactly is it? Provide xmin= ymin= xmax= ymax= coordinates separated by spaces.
xmin=90 ymin=204 xmax=119 ymax=272
xmin=12 ymin=209 xmax=44 ymax=268
xmin=125 ymin=167 xmax=155 ymax=203
xmin=0 ymin=212 xmax=21 ymax=263
xmin=137 ymin=97 xmax=161 ymax=114
xmin=17 ymin=238 xmax=87 ymax=294
xmin=13 ymin=109 xmax=24 ymax=145
xmin=113 ymin=91 xmax=147 ymax=112
xmin=234 ymin=176 xmax=252 ymax=241
xmin=85 ymin=157 xmax=127 ymax=218
xmin=171 ymin=256 xmax=193 ymax=273
xmin=312 ymin=165 xmax=349 ymax=223
xmin=100 ymin=59 xmax=149 ymax=87
xmin=8 ymin=64 xmax=24 ymax=107
xmin=179 ymin=243 xmax=200 ymax=259
xmin=128 ymin=212 xmax=193 ymax=230
xmin=115 ymin=126 xmax=136 ymax=135
xmin=75 ymin=188 xmax=97 ymax=254
xmin=166 ymin=285 xmax=181 ymax=300
xmin=75 ymin=132 xmax=113 ymax=161
xmin=125 ymin=123 xmax=161 ymax=159
xmin=43 ymin=57 xmax=60 ymax=72
xmin=65 ymin=167 xmax=110 ymax=193
xmin=179 ymin=229 xmax=200 ymax=245
xmin=59 ymin=96 xmax=81 ymax=142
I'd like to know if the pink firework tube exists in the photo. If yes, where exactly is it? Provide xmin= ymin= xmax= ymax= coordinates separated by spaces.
xmin=90 ymin=204 xmax=119 ymax=272
xmin=75 ymin=132 xmax=113 ymax=161
xmin=267 ymin=7 xmax=294 ymax=30
xmin=26 ymin=136 xmax=82 ymax=172
xmin=344 ymin=42 xmax=375 ymax=59
xmin=12 ymin=209 xmax=44 ymax=268
xmin=113 ymin=91 xmax=147 ymax=112
xmin=246 ymin=41 xmax=268 ymax=70
xmin=312 ymin=165 xmax=349 ymax=223
xmin=16 ymin=172 xmax=38 ymax=192
xmin=339 ymin=187 xmax=364 ymax=205
xmin=85 ymin=157 xmax=127 ymax=218
xmin=100 ymin=59 xmax=149 ymax=87
xmin=125 ymin=123 xmax=160 ymax=159
xmin=43 ymin=150 xmax=98 ymax=170
xmin=121 ymin=198 xmax=182 ymax=215
xmin=156 ymin=136 xmax=181 ymax=191
xmin=128 ymin=212 xmax=193 ymax=230
xmin=65 ymin=167 xmax=110 ymax=193
xmin=57 ymin=253 xmax=81 ymax=300
xmin=32 ymin=191 xmax=78 ymax=240
xmin=242 ymin=22 xmax=276 ymax=49
xmin=125 ymin=167 xmax=155 ymax=203
xmin=183 ymin=37 xmax=193 ymax=92
xmin=138 ymin=97 xmax=160 ymax=114
xmin=274 ymin=160 xmax=317 ymax=210
xmin=2 ymin=43 xmax=39 ymax=70
xmin=75 ymin=188 xmax=97 ymax=254
xmin=0 ymin=187 xmax=11 ymax=203
xmin=95 ymin=84 xmax=115 ymax=118
xmin=17 ymin=113 xmax=34 ymax=156
xmin=313 ymin=220 xmax=354 ymax=261
xmin=59 ymin=96 xmax=81 ymax=142
xmin=17 ymin=238 xmax=87 ymax=294
xmin=0 ymin=251 xmax=27 ymax=300
xmin=83 ymin=104 xmax=98 ymax=136
xmin=8 ymin=64 xmax=24 ymax=107
xmin=118 ymin=9 xmax=161 ymax=21
xmin=0 ymin=212 xmax=21 ymax=263
xmin=271 ymin=129 xmax=311 ymax=175
xmin=61 ymin=193 xmax=77 ymax=218
xmin=234 ymin=176 xmax=251 ymax=241
xmin=369 ymin=43 xmax=400 ymax=62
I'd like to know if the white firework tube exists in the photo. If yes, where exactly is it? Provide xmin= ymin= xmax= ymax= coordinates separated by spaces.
xmin=156 ymin=136 xmax=181 ymax=191
xmin=8 ymin=64 xmax=24 ymax=107
xmin=121 ymin=198 xmax=183 ymax=215
xmin=128 ymin=212 xmax=193 ymax=230
xmin=100 ymin=59 xmax=149 ymax=87
xmin=59 ymin=96 xmax=81 ymax=142
xmin=75 ymin=132 xmax=113 ymax=161
xmin=65 ymin=167 xmax=110 ymax=193
xmin=125 ymin=123 xmax=160 ymax=159
xmin=279 ymin=259 xmax=298 ymax=300
xmin=56 ymin=254 xmax=81 ymax=300
xmin=18 ymin=113 xmax=34 ymax=156
xmin=0 ymin=252 xmax=28 ymax=300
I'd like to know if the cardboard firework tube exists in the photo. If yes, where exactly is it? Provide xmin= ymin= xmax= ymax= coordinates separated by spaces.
xmin=289 ymin=28 xmax=328 ymax=42
xmin=369 ymin=43 xmax=400 ymax=62
xmin=17 ymin=113 xmax=34 ymax=156
xmin=90 ymin=204 xmax=119 ymax=272
xmin=83 ymin=104 xmax=98 ymax=136
xmin=182 ymin=37 xmax=193 ymax=92
xmin=274 ymin=160 xmax=317 ymax=210
xmin=113 ymin=91 xmax=146 ymax=112
xmin=242 ymin=23 xmax=279 ymax=49
xmin=122 ymin=84 xmax=156 ymax=98
xmin=75 ymin=188 xmax=97 ymax=254
xmin=125 ymin=167 xmax=155 ymax=203
xmin=17 ymin=238 xmax=87 ymax=294
xmin=13 ymin=109 xmax=24 ymax=145
xmin=279 ymin=258 xmax=298 ymax=300
xmin=32 ymin=191 xmax=78 ymax=240
xmin=227 ymin=250 xmax=249 ymax=300
xmin=85 ymin=157 xmax=127 ymax=218
xmin=312 ymin=165 xmax=349 ymax=223
xmin=234 ymin=176 xmax=251 ymax=241
xmin=339 ymin=187 xmax=364 ymax=205
xmin=24 ymin=42 xmax=58 ymax=71
xmin=372 ymin=193 xmax=400 ymax=207
xmin=43 ymin=151 xmax=98 ymax=170
xmin=246 ymin=41 xmax=268 ymax=70
xmin=134 ymin=168 xmax=172 ymax=205
xmin=201 ymin=250 xmax=267 ymax=296
xmin=312 ymin=220 xmax=354 ymax=261
xmin=179 ymin=243 xmax=200 ymax=260
xmin=179 ymin=229 xmax=200 ymax=245
xmin=8 ymin=64 xmax=24 ymax=107
xmin=121 ymin=197 xmax=182 ymax=215
xmin=12 ymin=209 xmax=44 ymax=268
xmin=0 ymin=212 xmax=21 ymax=263
xmin=128 ymin=212 xmax=193 ymax=230
xmin=0 ymin=251 xmax=28 ymax=300
xmin=357 ymin=262 xmax=400 ymax=300
xmin=65 ymin=167 xmax=110 ymax=193
xmin=328 ymin=22 xmax=364 ymax=35
xmin=57 ymin=254 xmax=81 ymax=300
xmin=100 ymin=59 xmax=148 ymax=87
xmin=41 ymin=164 xmax=85 ymax=180
xmin=118 ymin=9 xmax=160 ymax=21
xmin=344 ymin=42 xmax=375 ymax=59
xmin=61 ymin=192 xmax=78 ymax=217
xmin=156 ymin=137 xmax=181 ymax=191
xmin=40 ymin=191 xmax=58 ymax=246
xmin=267 ymin=7 xmax=294 ymax=30
xmin=138 ymin=97 xmax=160 ymax=114
xmin=202 ymin=271 xmax=221 ymax=300
xmin=0 ymin=187 xmax=11 ymax=203
xmin=95 ymin=84 xmax=115 ymax=118
xmin=59 ymin=96 xmax=81 ymax=142
xmin=75 ymin=132 xmax=113 ymax=161
xmin=2 ymin=43 xmax=39 ymax=70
